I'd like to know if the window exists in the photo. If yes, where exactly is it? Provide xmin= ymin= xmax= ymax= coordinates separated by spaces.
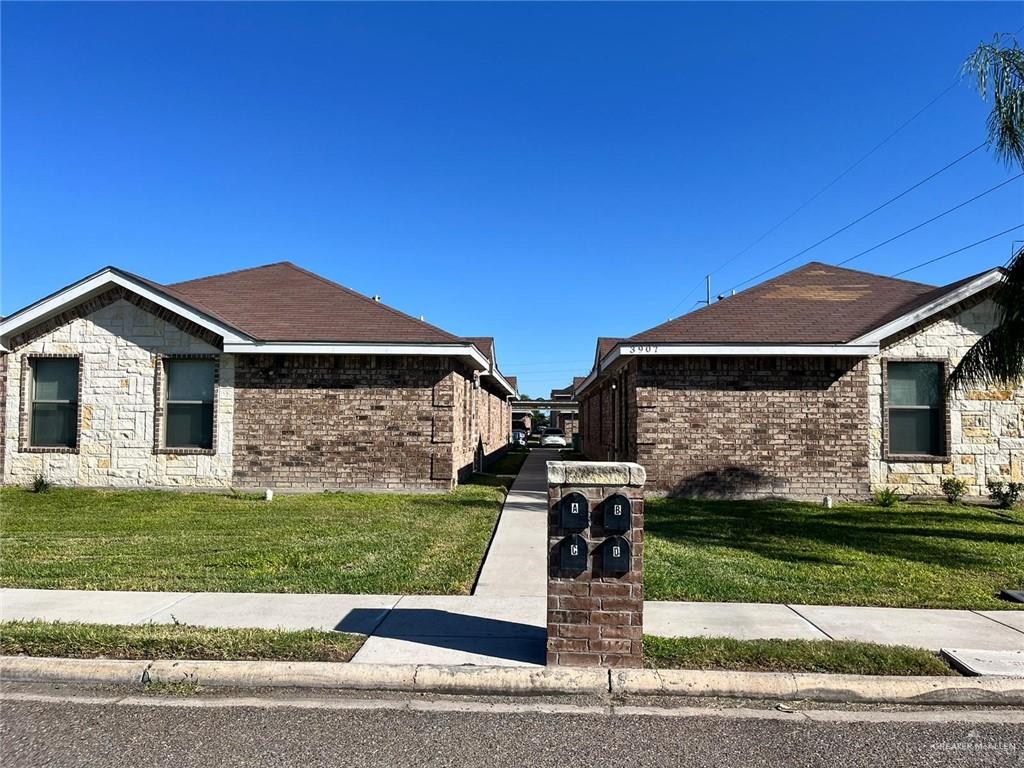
xmin=164 ymin=359 xmax=215 ymax=449
xmin=30 ymin=358 xmax=80 ymax=448
xmin=887 ymin=362 xmax=944 ymax=457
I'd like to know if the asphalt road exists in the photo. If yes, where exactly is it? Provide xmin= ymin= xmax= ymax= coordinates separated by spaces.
xmin=2 ymin=684 xmax=1022 ymax=767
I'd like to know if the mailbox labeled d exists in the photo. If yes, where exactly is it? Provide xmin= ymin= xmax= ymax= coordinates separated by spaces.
xmin=602 ymin=536 xmax=631 ymax=574
xmin=558 ymin=492 xmax=589 ymax=530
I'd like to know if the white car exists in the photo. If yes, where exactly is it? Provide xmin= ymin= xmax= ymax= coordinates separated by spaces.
xmin=540 ymin=428 xmax=567 ymax=447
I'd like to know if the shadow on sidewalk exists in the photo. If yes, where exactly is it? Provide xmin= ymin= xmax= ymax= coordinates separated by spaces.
xmin=336 ymin=608 xmax=546 ymax=664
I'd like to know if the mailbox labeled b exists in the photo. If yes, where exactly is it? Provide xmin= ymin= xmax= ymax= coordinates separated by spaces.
xmin=602 ymin=536 xmax=631 ymax=573
xmin=558 ymin=492 xmax=589 ymax=530
xmin=559 ymin=533 xmax=588 ymax=572
xmin=602 ymin=493 xmax=632 ymax=533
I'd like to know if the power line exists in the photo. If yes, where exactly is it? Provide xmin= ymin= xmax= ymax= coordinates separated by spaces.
xmin=726 ymin=142 xmax=987 ymax=291
xmin=667 ymin=76 xmax=963 ymax=315
xmin=890 ymin=223 xmax=1024 ymax=277
xmin=833 ymin=172 xmax=1023 ymax=267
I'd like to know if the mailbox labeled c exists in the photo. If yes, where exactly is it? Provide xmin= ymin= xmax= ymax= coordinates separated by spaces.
xmin=558 ymin=533 xmax=589 ymax=572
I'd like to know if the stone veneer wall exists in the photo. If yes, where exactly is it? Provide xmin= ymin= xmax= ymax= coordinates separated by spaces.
xmin=869 ymin=296 xmax=1024 ymax=496
xmin=629 ymin=356 xmax=870 ymax=499
xmin=2 ymin=298 xmax=234 ymax=487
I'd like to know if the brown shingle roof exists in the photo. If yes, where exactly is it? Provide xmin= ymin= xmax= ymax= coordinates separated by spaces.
xmin=629 ymin=262 xmax=940 ymax=344
xmin=596 ymin=337 xmax=623 ymax=364
xmin=167 ymin=262 xmax=462 ymax=343
xmin=463 ymin=337 xmax=495 ymax=366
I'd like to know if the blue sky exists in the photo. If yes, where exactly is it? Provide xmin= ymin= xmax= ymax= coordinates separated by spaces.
xmin=3 ymin=2 xmax=1022 ymax=397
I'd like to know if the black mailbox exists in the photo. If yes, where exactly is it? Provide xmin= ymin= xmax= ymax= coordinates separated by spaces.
xmin=602 ymin=536 xmax=631 ymax=573
xmin=559 ymin=534 xmax=589 ymax=572
xmin=559 ymin=492 xmax=590 ymax=530
xmin=602 ymin=493 xmax=632 ymax=533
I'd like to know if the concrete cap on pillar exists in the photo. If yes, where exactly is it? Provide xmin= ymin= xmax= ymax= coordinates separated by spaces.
xmin=546 ymin=461 xmax=646 ymax=487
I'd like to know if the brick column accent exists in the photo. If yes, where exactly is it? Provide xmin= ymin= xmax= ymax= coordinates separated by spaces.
xmin=546 ymin=461 xmax=646 ymax=667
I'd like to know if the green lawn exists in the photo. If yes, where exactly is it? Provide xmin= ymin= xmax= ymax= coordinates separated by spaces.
xmin=645 ymin=498 xmax=1024 ymax=609
xmin=0 ymin=485 xmax=504 ymax=594
xmin=643 ymin=636 xmax=955 ymax=676
xmin=0 ymin=620 xmax=363 ymax=662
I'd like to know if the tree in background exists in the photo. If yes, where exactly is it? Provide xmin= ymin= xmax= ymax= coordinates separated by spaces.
xmin=949 ymin=33 xmax=1024 ymax=391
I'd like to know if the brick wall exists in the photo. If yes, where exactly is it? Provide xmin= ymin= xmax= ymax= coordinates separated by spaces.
xmin=580 ymin=356 xmax=870 ymax=499
xmin=556 ymin=412 xmax=578 ymax=439
xmin=452 ymin=374 xmax=511 ymax=479
xmin=232 ymin=354 xmax=465 ymax=491
xmin=580 ymin=362 xmax=637 ymax=462
xmin=869 ymin=295 xmax=1024 ymax=496
xmin=633 ymin=356 xmax=869 ymax=498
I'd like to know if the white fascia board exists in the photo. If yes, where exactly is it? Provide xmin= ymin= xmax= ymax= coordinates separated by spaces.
xmin=0 ymin=269 xmax=249 ymax=346
xmin=617 ymin=343 xmax=878 ymax=357
xmin=574 ymin=340 xmax=880 ymax=398
xmin=224 ymin=341 xmax=491 ymax=370
xmin=486 ymin=368 xmax=518 ymax=398
xmin=849 ymin=269 xmax=1005 ymax=345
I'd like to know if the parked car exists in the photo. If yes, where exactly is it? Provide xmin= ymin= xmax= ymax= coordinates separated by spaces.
xmin=511 ymin=430 xmax=528 ymax=448
xmin=540 ymin=427 xmax=567 ymax=447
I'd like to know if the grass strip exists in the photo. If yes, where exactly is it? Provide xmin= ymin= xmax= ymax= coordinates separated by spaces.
xmin=0 ymin=620 xmax=364 ymax=662
xmin=643 ymin=635 xmax=956 ymax=676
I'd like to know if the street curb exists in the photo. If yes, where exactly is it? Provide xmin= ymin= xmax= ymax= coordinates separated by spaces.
xmin=3 ymin=656 xmax=1023 ymax=703
xmin=613 ymin=669 xmax=1024 ymax=705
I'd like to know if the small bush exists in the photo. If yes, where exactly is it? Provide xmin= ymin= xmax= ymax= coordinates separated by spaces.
xmin=988 ymin=481 xmax=1023 ymax=509
xmin=31 ymin=475 xmax=51 ymax=494
xmin=940 ymin=477 xmax=969 ymax=505
xmin=873 ymin=488 xmax=900 ymax=508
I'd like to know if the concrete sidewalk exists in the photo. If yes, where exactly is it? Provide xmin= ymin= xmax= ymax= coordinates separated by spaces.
xmin=4 ymin=588 xmax=1023 ymax=667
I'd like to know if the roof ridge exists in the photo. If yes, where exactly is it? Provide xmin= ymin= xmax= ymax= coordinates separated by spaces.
xmin=809 ymin=260 xmax=935 ymax=288
xmin=626 ymin=261 xmax=937 ymax=342
xmin=276 ymin=262 xmax=464 ymax=343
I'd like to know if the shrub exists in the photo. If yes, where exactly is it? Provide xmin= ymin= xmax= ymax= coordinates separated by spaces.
xmin=31 ymin=475 xmax=51 ymax=494
xmin=987 ymin=481 xmax=1023 ymax=509
xmin=940 ymin=477 xmax=969 ymax=505
xmin=873 ymin=488 xmax=900 ymax=508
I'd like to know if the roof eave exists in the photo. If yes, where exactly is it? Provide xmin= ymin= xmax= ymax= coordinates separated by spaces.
xmin=0 ymin=267 xmax=252 ymax=349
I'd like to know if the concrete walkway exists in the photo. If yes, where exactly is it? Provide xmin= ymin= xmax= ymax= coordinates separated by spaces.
xmin=471 ymin=448 xmax=554 ymax=598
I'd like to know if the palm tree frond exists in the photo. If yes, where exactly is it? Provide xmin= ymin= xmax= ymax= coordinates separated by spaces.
xmin=948 ymin=316 xmax=1024 ymax=391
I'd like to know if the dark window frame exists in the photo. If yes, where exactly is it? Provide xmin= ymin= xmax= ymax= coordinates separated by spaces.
xmin=20 ymin=354 xmax=83 ymax=454
xmin=153 ymin=354 xmax=219 ymax=455
xmin=882 ymin=358 xmax=950 ymax=462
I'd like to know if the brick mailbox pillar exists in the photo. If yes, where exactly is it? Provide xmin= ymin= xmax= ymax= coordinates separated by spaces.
xmin=546 ymin=461 xmax=646 ymax=667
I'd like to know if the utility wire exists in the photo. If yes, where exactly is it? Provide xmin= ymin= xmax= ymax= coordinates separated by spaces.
xmin=725 ymin=142 xmax=987 ymax=291
xmin=667 ymin=77 xmax=964 ymax=315
xmin=833 ymin=172 xmax=1023 ymax=267
xmin=890 ymin=223 xmax=1024 ymax=277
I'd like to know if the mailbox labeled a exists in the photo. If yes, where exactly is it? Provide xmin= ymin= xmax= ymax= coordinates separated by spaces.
xmin=602 ymin=493 xmax=632 ymax=534
xmin=602 ymin=536 xmax=631 ymax=574
xmin=559 ymin=534 xmax=589 ymax=572
xmin=558 ymin=492 xmax=590 ymax=530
